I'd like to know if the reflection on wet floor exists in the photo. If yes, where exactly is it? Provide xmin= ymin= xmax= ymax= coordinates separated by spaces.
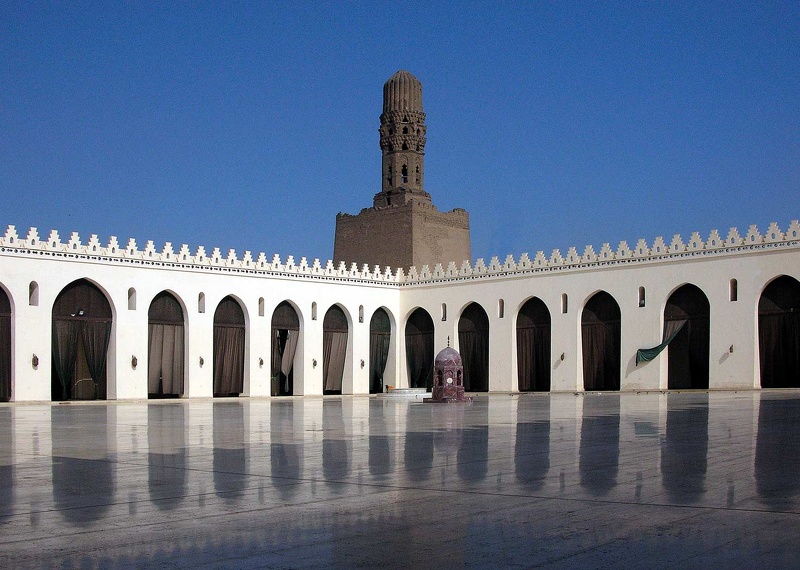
xmin=1 ymin=391 xmax=800 ymax=568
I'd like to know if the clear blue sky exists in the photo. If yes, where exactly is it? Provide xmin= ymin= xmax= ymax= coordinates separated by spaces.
xmin=2 ymin=2 xmax=798 ymax=265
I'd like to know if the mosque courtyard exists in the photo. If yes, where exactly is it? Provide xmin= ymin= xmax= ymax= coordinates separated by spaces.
xmin=1 ymin=390 xmax=799 ymax=568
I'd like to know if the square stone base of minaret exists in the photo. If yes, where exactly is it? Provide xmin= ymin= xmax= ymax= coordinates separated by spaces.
xmin=334 ymin=200 xmax=470 ymax=271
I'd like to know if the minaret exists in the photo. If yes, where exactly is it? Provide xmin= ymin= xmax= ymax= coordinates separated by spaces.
xmin=334 ymin=71 xmax=471 ymax=271
xmin=374 ymin=71 xmax=431 ymax=207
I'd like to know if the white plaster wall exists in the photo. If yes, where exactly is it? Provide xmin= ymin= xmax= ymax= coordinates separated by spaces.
xmin=1 ymin=236 xmax=798 ymax=401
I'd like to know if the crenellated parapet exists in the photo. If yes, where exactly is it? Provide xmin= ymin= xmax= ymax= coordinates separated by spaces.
xmin=0 ymin=226 xmax=402 ymax=286
xmin=1 ymin=220 xmax=799 ymax=287
xmin=400 ymin=220 xmax=800 ymax=286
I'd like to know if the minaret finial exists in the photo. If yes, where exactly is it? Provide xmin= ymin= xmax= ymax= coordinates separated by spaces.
xmin=447 ymin=335 xmax=450 ymax=348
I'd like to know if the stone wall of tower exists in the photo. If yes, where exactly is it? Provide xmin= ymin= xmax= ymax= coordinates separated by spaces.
xmin=334 ymin=206 xmax=415 ymax=270
xmin=334 ymin=201 xmax=471 ymax=270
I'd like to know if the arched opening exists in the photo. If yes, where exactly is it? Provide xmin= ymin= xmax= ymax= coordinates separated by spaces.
xmin=581 ymin=291 xmax=621 ymax=391
xmin=28 ymin=281 xmax=38 ymax=306
xmin=369 ymin=308 xmax=391 ymax=394
xmin=213 ymin=296 xmax=245 ymax=397
xmin=323 ymin=305 xmax=348 ymax=394
xmin=517 ymin=297 xmax=551 ymax=391
xmin=401 ymin=164 xmax=408 ymax=183
xmin=405 ymin=308 xmax=434 ymax=389
xmin=0 ymin=287 xmax=10 ymax=401
xmin=665 ymin=284 xmax=710 ymax=389
xmin=147 ymin=291 xmax=185 ymax=398
xmin=458 ymin=303 xmax=489 ymax=392
xmin=271 ymin=301 xmax=300 ymax=396
xmin=759 ymin=276 xmax=800 ymax=388
xmin=51 ymin=279 xmax=112 ymax=401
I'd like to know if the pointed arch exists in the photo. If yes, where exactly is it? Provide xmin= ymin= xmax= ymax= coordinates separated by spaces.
xmin=51 ymin=279 xmax=113 ymax=400
xmin=322 ymin=304 xmax=349 ymax=394
xmin=271 ymin=301 xmax=301 ymax=396
xmin=405 ymin=308 xmax=434 ymax=389
xmin=147 ymin=291 xmax=185 ymax=398
xmin=458 ymin=302 xmax=489 ymax=392
xmin=581 ymin=291 xmax=620 ymax=391
xmin=213 ymin=296 xmax=245 ymax=397
xmin=665 ymin=284 xmax=710 ymax=389
xmin=516 ymin=297 xmax=551 ymax=391
xmin=759 ymin=275 xmax=800 ymax=388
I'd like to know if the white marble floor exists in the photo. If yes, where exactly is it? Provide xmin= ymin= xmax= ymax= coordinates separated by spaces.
xmin=1 ymin=391 xmax=799 ymax=568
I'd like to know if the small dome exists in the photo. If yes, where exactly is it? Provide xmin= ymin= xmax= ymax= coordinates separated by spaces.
xmin=435 ymin=346 xmax=462 ymax=368
xmin=383 ymin=70 xmax=423 ymax=114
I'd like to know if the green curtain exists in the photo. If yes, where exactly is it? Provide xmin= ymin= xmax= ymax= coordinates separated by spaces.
xmin=636 ymin=319 xmax=687 ymax=365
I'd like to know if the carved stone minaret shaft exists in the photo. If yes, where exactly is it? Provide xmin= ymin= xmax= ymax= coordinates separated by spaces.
xmin=374 ymin=70 xmax=430 ymax=208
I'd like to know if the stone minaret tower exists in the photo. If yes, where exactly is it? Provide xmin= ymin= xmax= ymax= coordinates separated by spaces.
xmin=374 ymin=70 xmax=431 ymax=208
xmin=334 ymin=70 xmax=471 ymax=271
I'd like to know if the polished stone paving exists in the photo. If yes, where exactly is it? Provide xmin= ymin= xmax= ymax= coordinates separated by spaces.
xmin=1 ymin=391 xmax=800 ymax=568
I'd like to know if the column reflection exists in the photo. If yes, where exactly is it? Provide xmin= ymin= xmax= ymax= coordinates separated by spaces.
xmin=322 ymin=400 xmax=350 ymax=491
xmin=0 ymin=408 xmax=12 ymax=522
xmin=457 ymin=406 xmax=488 ymax=483
xmin=213 ymin=401 xmax=247 ymax=503
xmin=579 ymin=395 xmax=620 ymax=496
xmin=147 ymin=404 xmax=186 ymax=511
xmin=404 ymin=403 xmax=433 ymax=483
xmin=51 ymin=406 xmax=114 ymax=525
xmin=660 ymin=394 xmax=708 ymax=504
xmin=270 ymin=400 xmax=302 ymax=499
xmin=755 ymin=396 xmax=800 ymax=509
xmin=368 ymin=399 xmax=392 ymax=479
xmin=515 ymin=399 xmax=551 ymax=491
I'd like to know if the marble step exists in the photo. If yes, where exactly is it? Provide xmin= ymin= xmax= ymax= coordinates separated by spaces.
xmin=377 ymin=387 xmax=431 ymax=399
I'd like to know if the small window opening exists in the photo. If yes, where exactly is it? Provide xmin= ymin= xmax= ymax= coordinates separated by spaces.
xmin=638 ymin=286 xmax=646 ymax=308
xmin=29 ymin=281 xmax=39 ymax=306
xmin=561 ymin=294 xmax=568 ymax=314
xmin=128 ymin=288 xmax=136 ymax=310
xmin=402 ymin=126 xmax=408 ymax=134
xmin=729 ymin=279 xmax=738 ymax=302
xmin=402 ymin=142 xmax=409 ymax=151
xmin=441 ymin=303 xmax=447 ymax=321
xmin=498 ymin=299 xmax=505 ymax=319
xmin=401 ymin=165 xmax=408 ymax=183
xmin=359 ymin=305 xmax=364 ymax=323
xmin=258 ymin=297 xmax=265 ymax=317
xmin=312 ymin=302 xmax=317 ymax=321
xmin=198 ymin=292 xmax=205 ymax=314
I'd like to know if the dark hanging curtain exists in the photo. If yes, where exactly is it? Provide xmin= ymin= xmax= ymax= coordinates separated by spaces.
xmin=581 ymin=292 xmax=621 ymax=391
xmin=405 ymin=309 xmax=434 ymax=389
xmin=665 ymin=285 xmax=710 ymax=389
xmin=213 ymin=296 xmax=245 ymax=396
xmin=0 ymin=290 xmax=9 ymax=401
xmin=148 ymin=292 xmax=185 ymax=397
xmin=271 ymin=302 xmax=300 ymax=396
xmin=517 ymin=298 xmax=551 ymax=391
xmin=52 ymin=321 xmax=80 ymax=400
xmin=51 ymin=280 xmax=112 ymax=401
xmin=759 ymin=276 xmax=800 ymax=388
xmin=82 ymin=321 xmax=111 ymax=399
xmin=323 ymin=306 xmax=348 ymax=394
xmin=369 ymin=309 xmax=391 ymax=393
xmin=636 ymin=319 xmax=686 ymax=365
xmin=458 ymin=303 xmax=490 ymax=392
